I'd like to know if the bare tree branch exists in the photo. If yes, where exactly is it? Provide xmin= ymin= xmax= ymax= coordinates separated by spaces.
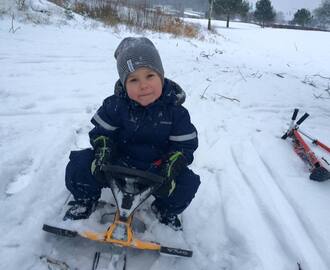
xmin=312 ymin=74 xmax=330 ymax=80
xmin=200 ymin=49 xmax=223 ymax=59
xmin=313 ymin=93 xmax=330 ymax=99
xmin=325 ymin=84 xmax=330 ymax=96
xmin=275 ymin=73 xmax=285 ymax=78
xmin=9 ymin=13 xmax=20 ymax=33
xmin=302 ymin=76 xmax=317 ymax=88
xmin=200 ymin=84 xmax=211 ymax=99
xmin=200 ymin=51 xmax=214 ymax=59
xmin=250 ymin=72 xmax=263 ymax=79
xmin=237 ymin=66 xmax=247 ymax=82
xmin=215 ymin=94 xmax=240 ymax=103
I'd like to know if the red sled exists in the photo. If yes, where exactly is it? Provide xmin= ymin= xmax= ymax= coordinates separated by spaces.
xmin=282 ymin=109 xmax=330 ymax=182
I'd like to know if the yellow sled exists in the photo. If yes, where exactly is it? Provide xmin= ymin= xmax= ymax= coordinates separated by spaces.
xmin=43 ymin=165 xmax=192 ymax=257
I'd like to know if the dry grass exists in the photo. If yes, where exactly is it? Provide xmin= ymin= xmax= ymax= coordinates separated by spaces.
xmin=50 ymin=0 xmax=66 ymax=6
xmin=160 ymin=18 xmax=199 ymax=38
xmin=49 ymin=0 xmax=200 ymax=38
xmin=73 ymin=2 xmax=120 ymax=26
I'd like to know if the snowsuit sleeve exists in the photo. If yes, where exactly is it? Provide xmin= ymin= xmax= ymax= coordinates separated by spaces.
xmin=169 ymin=106 xmax=198 ymax=165
xmin=88 ymin=96 xmax=121 ymax=145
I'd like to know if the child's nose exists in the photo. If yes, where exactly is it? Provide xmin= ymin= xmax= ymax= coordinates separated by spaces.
xmin=140 ymin=79 xmax=148 ymax=90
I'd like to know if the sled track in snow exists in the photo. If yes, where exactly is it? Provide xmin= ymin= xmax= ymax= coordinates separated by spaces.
xmin=230 ymin=141 xmax=330 ymax=269
xmin=202 ymin=167 xmax=260 ymax=270
xmin=230 ymin=145 xmax=297 ymax=262
xmin=251 ymin=141 xmax=330 ymax=268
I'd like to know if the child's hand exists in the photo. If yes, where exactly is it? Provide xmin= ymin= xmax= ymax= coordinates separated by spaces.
xmin=162 ymin=152 xmax=187 ymax=177
xmin=155 ymin=151 xmax=187 ymax=197
xmin=155 ymin=178 xmax=176 ymax=198
xmin=90 ymin=136 xmax=115 ymax=176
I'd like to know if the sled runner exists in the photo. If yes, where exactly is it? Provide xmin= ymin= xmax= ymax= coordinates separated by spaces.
xmin=282 ymin=108 xmax=330 ymax=181
xmin=43 ymin=165 xmax=193 ymax=267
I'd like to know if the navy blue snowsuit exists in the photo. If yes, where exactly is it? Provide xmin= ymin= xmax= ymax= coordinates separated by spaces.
xmin=65 ymin=78 xmax=200 ymax=215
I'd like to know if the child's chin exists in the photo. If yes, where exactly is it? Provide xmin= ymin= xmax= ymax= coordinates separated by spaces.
xmin=139 ymin=102 xmax=152 ymax=107
xmin=138 ymin=99 xmax=155 ymax=107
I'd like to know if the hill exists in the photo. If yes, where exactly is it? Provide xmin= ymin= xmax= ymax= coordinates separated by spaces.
xmin=1 ymin=5 xmax=330 ymax=270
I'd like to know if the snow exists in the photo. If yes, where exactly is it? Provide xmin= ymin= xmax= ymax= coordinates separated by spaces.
xmin=1 ymin=6 xmax=330 ymax=270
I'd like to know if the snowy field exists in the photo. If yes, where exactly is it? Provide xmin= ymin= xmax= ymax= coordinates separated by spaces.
xmin=1 ymin=7 xmax=330 ymax=270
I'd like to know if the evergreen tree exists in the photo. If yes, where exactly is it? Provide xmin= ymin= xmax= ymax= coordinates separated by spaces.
xmin=314 ymin=0 xmax=330 ymax=28
xmin=254 ymin=0 xmax=275 ymax=27
xmin=291 ymin=8 xmax=312 ymax=27
xmin=214 ymin=0 xmax=250 ymax=28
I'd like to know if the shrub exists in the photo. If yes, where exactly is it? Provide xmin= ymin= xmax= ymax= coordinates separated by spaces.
xmin=49 ymin=0 xmax=199 ymax=38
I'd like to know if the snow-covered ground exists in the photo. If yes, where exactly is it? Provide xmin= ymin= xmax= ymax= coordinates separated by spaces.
xmin=1 ymin=7 xmax=330 ymax=270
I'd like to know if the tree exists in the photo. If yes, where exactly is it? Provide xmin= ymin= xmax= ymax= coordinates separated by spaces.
xmin=239 ymin=1 xmax=250 ymax=19
xmin=213 ymin=0 xmax=250 ymax=28
xmin=254 ymin=0 xmax=275 ymax=27
xmin=314 ymin=0 xmax=330 ymax=28
xmin=291 ymin=8 xmax=312 ymax=26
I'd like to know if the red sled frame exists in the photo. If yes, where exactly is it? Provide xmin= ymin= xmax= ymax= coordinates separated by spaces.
xmin=282 ymin=108 xmax=330 ymax=181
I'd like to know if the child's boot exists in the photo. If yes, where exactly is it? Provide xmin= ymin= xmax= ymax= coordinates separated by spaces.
xmin=151 ymin=201 xmax=182 ymax=231
xmin=63 ymin=200 xmax=98 ymax=221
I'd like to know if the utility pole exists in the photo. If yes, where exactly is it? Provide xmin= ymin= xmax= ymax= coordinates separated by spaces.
xmin=208 ymin=0 xmax=214 ymax=30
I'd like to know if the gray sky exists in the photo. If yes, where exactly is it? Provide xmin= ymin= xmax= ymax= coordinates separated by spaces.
xmin=250 ymin=0 xmax=322 ymax=17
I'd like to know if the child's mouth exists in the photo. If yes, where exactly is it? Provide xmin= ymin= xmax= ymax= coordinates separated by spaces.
xmin=139 ymin=93 xmax=152 ymax=98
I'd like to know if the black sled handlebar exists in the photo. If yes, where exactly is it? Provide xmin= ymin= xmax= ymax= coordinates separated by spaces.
xmin=282 ymin=109 xmax=310 ymax=140
xmin=296 ymin=112 xmax=309 ymax=126
xmin=102 ymin=165 xmax=165 ymax=185
xmin=291 ymin=108 xmax=299 ymax=121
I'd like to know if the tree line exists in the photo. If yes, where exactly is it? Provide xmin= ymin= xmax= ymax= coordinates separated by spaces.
xmin=48 ymin=0 xmax=330 ymax=31
xmin=208 ymin=0 xmax=330 ymax=30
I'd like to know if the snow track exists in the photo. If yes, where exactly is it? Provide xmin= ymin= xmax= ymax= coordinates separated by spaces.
xmin=251 ymin=139 xmax=330 ymax=268
xmin=230 ymin=139 xmax=330 ymax=269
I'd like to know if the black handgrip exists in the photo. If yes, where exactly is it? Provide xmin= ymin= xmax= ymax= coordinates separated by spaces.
xmin=292 ymin=108 xmax=299 ymax=120
xmin=102 ymin=165 xmax=165 ymax=184
xmin=160 ymin=246 xmax=193 ymax=257
xmin=296 ymin=113 xmax=309 ymax=126
xmin=42 ymin=224 xmax=78 ymax=238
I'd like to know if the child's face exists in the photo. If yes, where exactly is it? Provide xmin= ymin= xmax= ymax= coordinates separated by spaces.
xmin=125 ymin=67 xmax=162 ymax=107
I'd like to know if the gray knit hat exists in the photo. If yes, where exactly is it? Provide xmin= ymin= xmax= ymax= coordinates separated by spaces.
xmin=114 ymin=37 xmax=164 ymax=87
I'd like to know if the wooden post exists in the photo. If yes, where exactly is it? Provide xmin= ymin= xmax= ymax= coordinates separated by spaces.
xmin=208 ymin=0 xmax=214 ymax=31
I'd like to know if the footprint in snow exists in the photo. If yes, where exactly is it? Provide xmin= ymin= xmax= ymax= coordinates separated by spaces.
xmin=5 ymin=158 xmax=34 ymax=195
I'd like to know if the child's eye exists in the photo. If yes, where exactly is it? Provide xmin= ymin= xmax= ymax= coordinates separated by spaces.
xmin=147 ymin=74 xmax=155 ymax=79
xmin=128 ymin=78 xmax=138 ymax=83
